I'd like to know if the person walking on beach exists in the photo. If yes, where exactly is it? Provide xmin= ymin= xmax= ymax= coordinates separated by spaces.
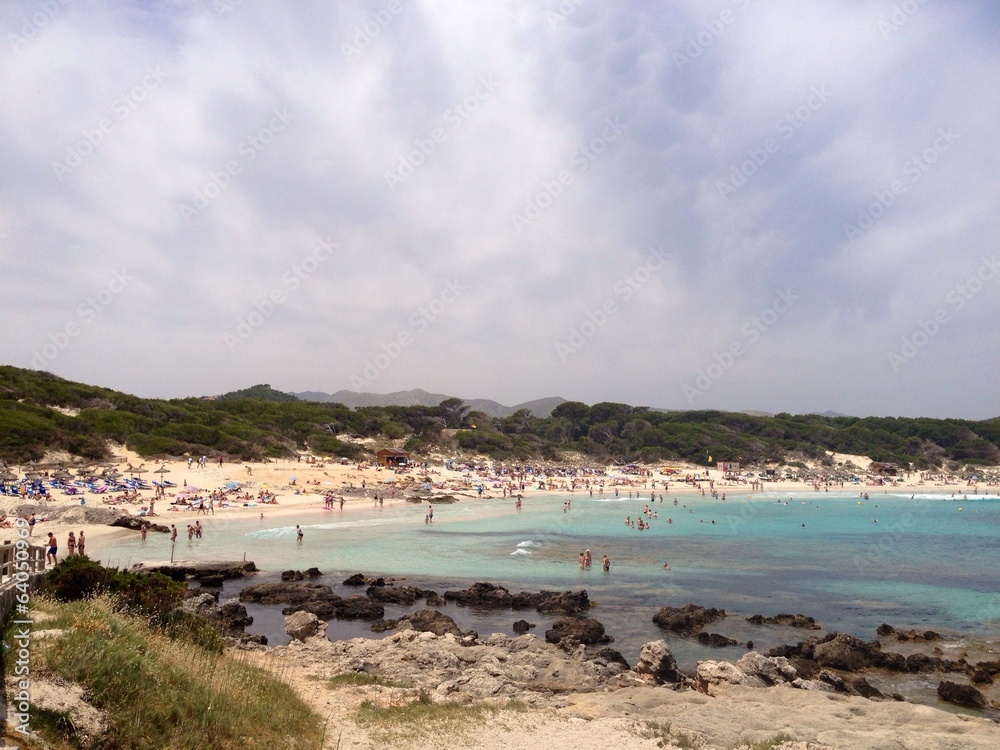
xmin=46 ymin=532 xmax=58 ymax=565
xmin=28 ymin=513 xmax=36 ymax=536
xmin=77 ymin=530 xmax=85 ymax=557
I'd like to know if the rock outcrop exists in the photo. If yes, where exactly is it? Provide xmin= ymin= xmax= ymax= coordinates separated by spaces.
xmin=544 ymin=617 xmax=612 ymax=646
xmin=443 ymin=582 xmax=591 ymax=615
xmin=285 ymin=611 xmax=323 ymax=641
xmin=937 ymin=680 xmax=987 ymax=709
xmin=652 ymin=603 xmax=726 ymax=634
xmin=632 ymin=639 xmax=683 ymax=686
xmin=747 ymin=613 xmax=821 ymax=630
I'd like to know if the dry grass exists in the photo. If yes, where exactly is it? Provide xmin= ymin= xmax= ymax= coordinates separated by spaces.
xmin=25 ymin=596 xmax=323 ymax=750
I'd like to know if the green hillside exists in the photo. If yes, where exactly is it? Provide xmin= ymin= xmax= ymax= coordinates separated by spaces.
xmin=0 ymin=366 xmax=997 ymax=470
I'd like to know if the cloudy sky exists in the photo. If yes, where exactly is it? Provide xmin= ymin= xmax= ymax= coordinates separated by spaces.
xmin=1 ymin=1 xmax=998 ymax=419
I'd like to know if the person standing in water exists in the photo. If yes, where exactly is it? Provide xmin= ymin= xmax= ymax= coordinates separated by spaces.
xmin=296 ymin=525 xmax=304 ymax=541
xmin=602 ymin=553 xmax=610 ymax=572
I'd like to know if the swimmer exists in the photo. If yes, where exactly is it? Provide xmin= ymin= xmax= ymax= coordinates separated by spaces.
xmin=662 ymin=562 xmax=670 ymax=570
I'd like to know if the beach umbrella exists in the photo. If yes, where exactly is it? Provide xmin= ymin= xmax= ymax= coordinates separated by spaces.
xmin=154 ymin=466 xmax=170 ymax=480
xmin=52 ymin=469 xmax=72 ymax=480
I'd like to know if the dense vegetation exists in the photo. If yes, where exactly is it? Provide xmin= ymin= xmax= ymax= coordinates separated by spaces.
xmin=1 ymin=366 xmax=998 ymax=470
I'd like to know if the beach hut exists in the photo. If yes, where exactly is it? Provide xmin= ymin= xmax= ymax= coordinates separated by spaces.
xmin=376 ymin=449 xmax=410 ymax=467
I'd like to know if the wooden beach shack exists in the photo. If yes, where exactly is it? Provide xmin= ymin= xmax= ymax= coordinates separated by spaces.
xmin=376 ymin=448 xmax=410 ymax=467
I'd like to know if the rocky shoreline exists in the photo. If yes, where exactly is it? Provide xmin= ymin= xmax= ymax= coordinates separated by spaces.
xmin=152 ymin=563 xmax=1000 ymax=717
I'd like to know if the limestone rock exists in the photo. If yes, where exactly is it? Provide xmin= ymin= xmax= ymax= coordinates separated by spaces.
xmin=285 ymin=610 xmax=323 ymax=641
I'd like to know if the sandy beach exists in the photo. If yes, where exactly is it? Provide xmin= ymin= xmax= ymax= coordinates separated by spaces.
xmin=5 ymin=447 xmax=997 ymax=566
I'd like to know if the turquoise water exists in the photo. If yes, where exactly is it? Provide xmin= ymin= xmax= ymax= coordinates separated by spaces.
xmin=100 ymin=491 xmax=1000 ymax=661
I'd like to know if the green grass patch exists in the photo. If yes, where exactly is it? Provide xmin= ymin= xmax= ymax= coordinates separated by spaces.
xmin=327 ymin=672 xmax=409 ymax=689
xmin=29 ymin=596 xmax=322 ymax=750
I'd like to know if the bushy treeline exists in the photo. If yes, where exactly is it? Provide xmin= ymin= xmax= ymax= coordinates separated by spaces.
xmin=1 ymin=366 xmax=998 ymax=469
xmin=455 ymin=401 xmax=1000 ymax=469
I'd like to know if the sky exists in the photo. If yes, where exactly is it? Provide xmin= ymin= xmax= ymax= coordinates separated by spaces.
xmin=1 ymin=1 xmax=998 ymax=419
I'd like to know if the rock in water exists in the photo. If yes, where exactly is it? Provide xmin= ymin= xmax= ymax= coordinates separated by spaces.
xmin=284 ymin=611 xmax=322 ymax=641
xmin=404 ymin=609 xmax=464 ymax=637
xmin=544 ymin=617 xmax=612 ymax=646
xmin=652 ymin=603 xmax=726 ymax=634
xmin=512 ymin=619 xmax=535 ymax=634
xmin=937 ymin=680 xmax=987 ymax=709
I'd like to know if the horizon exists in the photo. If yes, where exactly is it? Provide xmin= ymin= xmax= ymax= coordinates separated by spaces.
xmin=2 ymin=2 xmax=998 ymax=420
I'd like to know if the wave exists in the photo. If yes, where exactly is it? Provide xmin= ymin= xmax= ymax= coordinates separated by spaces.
xmin=510 ymin=548 xmax=532 ymax=556
xmin=517 ymin=540 xmax=541 ymax=548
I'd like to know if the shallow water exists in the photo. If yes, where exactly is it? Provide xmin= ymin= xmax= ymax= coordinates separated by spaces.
xmin=104 ymin=490 xmax=1000 ymax=665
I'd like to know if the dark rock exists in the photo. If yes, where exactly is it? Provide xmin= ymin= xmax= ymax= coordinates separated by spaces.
xmin=334 ymin=595 xmax=385 ymax=621
xmin=818 ymin=670 xmax=851 ymax=693
xmin=533 ymin=590 xmax=591 ymax=615
xmin=512 ymin=619 xmax=535 ymax=634
xmin=812 ymin=632 xmax=880 ymax=672
xmin=199 ymin=574 xmax=226 ymax=588
xmin=404 ymin=609 xmax=463 ymax=637
xmin=652 ymin=604 xmax=726 ymax=635
xmin=905 ymin=653 xmax=965 ymax=674
xmin=426 ymin=593 xmax=446 ymax=607
xmin=876 ymin=623 xmax=895 ymax=636
xmin=343 ymin=573 xmax=368 ymax=586
xmin=937 ymin=680 xmax=987 ymax=709
xmin=240 ymin=582 xmax=334 ymax=605
xmin=444 ymin=582 xmax=512 ymax=607
xmin=112 ymin=516 xmax=169 ymax=532
xmin=370 ymin=619 xmax=399 ymax=633
xmin=697 ymin=632 xmax=738 ymax=647
xmin=281 ymin=568 xmax=323 ymax=581
xmin=746 ymin=613 xmax=821 ymax=630
xmin=746 ymin=640 xmax=754 ymax=650
xmin=970 ymin=666 xmax=994 ymax=685
xmin=587 ymin=647 xmax=631 ymax=672
xmin=851 ymin=676 xmax=886 ymax=700
xmin=218 ymin=599 xmax=253 ymax=631
xmin=442 ymin=582 xmax=591 ymax=615
xmin=366 ymin=585 xmax=439 ymax=606
xmin=873 ymin=651 xmax=908 ymax=672
xmin=545 ymin=617 xmax=612 ymax=646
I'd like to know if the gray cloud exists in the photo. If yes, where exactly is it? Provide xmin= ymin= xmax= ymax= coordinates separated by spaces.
xmin=1 ymin=0 xmax=997 ymax=419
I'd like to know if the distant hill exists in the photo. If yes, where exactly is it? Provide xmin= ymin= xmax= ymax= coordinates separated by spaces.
xmin=294 ymin=388 xmax=565 ymax=418
xmin=220 ymin=384 xmax=300 ymax=402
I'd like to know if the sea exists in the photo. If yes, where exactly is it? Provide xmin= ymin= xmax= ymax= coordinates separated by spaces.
xmin=101 ymin=489 xmax=1000 ymax=684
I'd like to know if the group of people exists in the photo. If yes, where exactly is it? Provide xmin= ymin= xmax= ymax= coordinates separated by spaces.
xmin=45 ymin=530 xmax=85 ymax=565
xmin=577 ymin=549 xmax=611 ymax=572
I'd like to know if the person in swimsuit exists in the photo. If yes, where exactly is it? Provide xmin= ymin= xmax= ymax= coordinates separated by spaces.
xmin=77 ymin=530 xmax=85 ymax=557
xmin=46 ymin=532 xmax=58 ymax=565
